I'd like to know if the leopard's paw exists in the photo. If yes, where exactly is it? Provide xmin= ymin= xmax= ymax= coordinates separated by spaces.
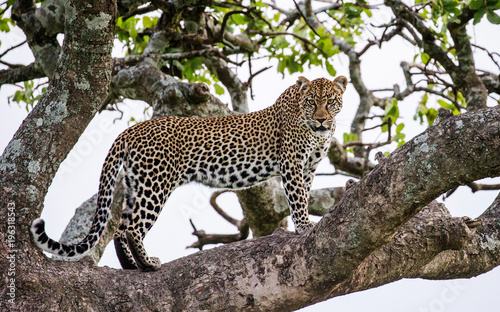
xmin=295 ymin=221 xmax=316 ymax=234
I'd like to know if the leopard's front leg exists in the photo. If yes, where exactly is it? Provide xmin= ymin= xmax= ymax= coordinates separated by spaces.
xmin=280 ymin=160 xmax=315 ymax=234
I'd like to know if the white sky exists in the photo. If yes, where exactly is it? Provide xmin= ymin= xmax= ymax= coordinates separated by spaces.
xmin=1 ymin=4 xmax=500 ymax=311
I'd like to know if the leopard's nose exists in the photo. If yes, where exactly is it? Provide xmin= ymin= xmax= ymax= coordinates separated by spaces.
xmin=317 ymin=118 xmax=326 ymax=124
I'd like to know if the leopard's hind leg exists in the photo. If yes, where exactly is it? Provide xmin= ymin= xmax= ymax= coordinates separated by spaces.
xmin=113 ymin=172 xmax=138 ymax=269
xmin=114 ymin=233 xmax=137 ymax=270
xmin=124 ymin=164 xmax=178 ymax=271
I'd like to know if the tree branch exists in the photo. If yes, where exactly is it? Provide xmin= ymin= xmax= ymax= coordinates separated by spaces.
xmin=415 ymin=192 xmax=500 ymax=279
xmin=202 ymin=56 xmax=249 ymax=113
xmin=385 ymin=0 xmax=487 ymax=110
xmin=0 ymin=62 xmax=45 ymax=86
xmin=187 ymin=189 xmax=250 ymax=250
xmin=0 ymin=0 xmax=116 ymax=253
xmin=11 ymin=0 xmax=63 ymax=78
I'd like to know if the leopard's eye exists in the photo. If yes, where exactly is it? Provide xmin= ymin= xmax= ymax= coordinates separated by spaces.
xmin=308 ymin=99 xmax=315 ymax=105
xmin=327 ymin=99 xmax=334 ymax=105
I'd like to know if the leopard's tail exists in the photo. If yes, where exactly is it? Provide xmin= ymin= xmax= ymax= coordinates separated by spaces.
xmin=30 ymin=135 xmax=126 ymax=259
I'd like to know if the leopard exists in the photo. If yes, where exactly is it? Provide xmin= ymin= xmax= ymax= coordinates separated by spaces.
xmin=31 ymin=75 xmax=348 ymax=271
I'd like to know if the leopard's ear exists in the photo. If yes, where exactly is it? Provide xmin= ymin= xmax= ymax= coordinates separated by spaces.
xmin=296 ymin=76 xmax=311 ymax=94
xmin=333 ymin=76 xmax=348 ymax=94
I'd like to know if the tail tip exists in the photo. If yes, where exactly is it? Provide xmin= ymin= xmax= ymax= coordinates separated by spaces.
xmin=31 ymin=218 xmax=46 ymax=235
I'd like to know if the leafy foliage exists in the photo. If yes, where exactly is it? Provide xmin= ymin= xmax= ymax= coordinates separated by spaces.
xmin=7 ymin=80 xmax=47 ymax=111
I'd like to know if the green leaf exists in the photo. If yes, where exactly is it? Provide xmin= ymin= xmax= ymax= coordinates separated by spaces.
xmin=0 ymin=18 xmax=12 ymax=32
xmin=384 ymin=98 xmax=399 ymax=123
xmin=277 ymin=59 xmax=286 ymax=74
xmin=473 ymin=8 xmax=486 ymax=24
xmin=231 ymin=13 xmax=246 ymax=25
xmin=142 ymin=16 xmax=157 ymax=29
xmin=273 ymin=12 xmax=280 ymax=23
xmin=325 ymin=61 xmax=336 ymax=76
xmin=116 ymin=16 xmax=123 ymax=28
xmin=393 ymin=133 xmax=406 ymax=142
xmin=381 ymin=123 xmax=389 ymax=133
xmin=469 ymin=0 xmax=484 ymax=10
xmin=486 ymin=11 xmax=500 ymax=24
xmin=426 ymin=108 xmax=438 ymax=125
xmin=343 ymin=132 xmax=359 ymax=144
xmin=272 ymin=36 xmax=289 ymax=49
xmin=214 ymin=83 xmax=225 ymax=95
xmin=421 ymin=52 xmax=430 ymax=64
xmin=363 ymin=8 xmax=373 ymax=18
xmin=396 ymin=123 xmax=405 ymax=134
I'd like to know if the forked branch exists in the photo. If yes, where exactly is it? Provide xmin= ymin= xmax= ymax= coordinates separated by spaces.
xmin=187 ymin=190 xmax=250 ymax=250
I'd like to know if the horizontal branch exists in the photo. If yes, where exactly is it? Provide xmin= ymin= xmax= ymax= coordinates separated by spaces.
xmin=111 ymin=61 xmax=230 ymax=118
xmin=327 ymin=138 xmax=376 ymax=177
xmin=0 ymin=62 xmax=46 ymax=86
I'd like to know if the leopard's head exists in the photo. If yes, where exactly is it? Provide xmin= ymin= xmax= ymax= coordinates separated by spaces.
xmin=296 ymin=76 xmax=348 ymax=133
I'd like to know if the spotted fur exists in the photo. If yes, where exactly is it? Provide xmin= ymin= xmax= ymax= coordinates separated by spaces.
xmin=31 ymin=76 xmax=348 ymax=271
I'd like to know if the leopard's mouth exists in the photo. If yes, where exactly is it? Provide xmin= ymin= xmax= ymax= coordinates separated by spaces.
xmin=306 ymin=122 xmax=330 ymax=132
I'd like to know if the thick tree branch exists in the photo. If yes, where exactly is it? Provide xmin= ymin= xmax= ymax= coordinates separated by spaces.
xmin=202 ymin=56 xmax=249 ymax=113
xmin=0 ymin=0 xmax=116 ymax=253
xmin=332 ymin=201 xmax=475 ymax=295
xmin=11 ymin=0 xmax=63 ymax=78
xmin=0 ymin=62 xmax=45 ymax=86
xmin=415 ymin=192 xmax=500 ymax=279
xmin=111 ymin=61 xmax=230 ymax=118
xmin=327 ymin=138 xmax=376 ymax=177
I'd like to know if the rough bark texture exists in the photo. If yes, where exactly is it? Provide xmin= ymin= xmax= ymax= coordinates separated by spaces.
xmin=0 ymin=0 xmax=116 ymax=256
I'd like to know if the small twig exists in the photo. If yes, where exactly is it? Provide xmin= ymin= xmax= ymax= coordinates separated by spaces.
xmin=215 ymin=50 xmax=245 ymax=66
xmin=249 ymin=30 xmax=327 ymax=57
xmin=187 ymin=190 xmax=250 ymax=250
xmin=0 ymin=59 xmax=23 ymax=68
xmin=187 ymin=220 xmax=249 ymax=250
xmin=362 ymin=120 xmax=389 ymax=132
xmin=218 ymin=10 xmax=255 ymax=41
xmin=364 ymin=114 xmax=386 ymax=120
xmin=344 ymin=121 xmax=392 ymax=150
xmin=247 ymin=66 xmax=271 ymax=86
xmin=209 ymin=190 xmax=240 ymax=226
xmin=213 ymin=1 xmax=248 ymax=9
xmin=466 ymin=182 xmax=500 ymax=193
xmin=358 ymin=23 xmax=403 ymax=57
xmin=471 ymin=44 xmax=500 ymax=71
xmin=371 ymin=88 xmax=395 ymax=93
xmin=343 ymin=140 xmax=392 ymax=149
xmin=292 ymin=0 xmax=320 ymax=37
xmin=121 ymin=3 xmax=158 ymax=22
xmin=0 ymin=40 xmax=27 ymax=58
